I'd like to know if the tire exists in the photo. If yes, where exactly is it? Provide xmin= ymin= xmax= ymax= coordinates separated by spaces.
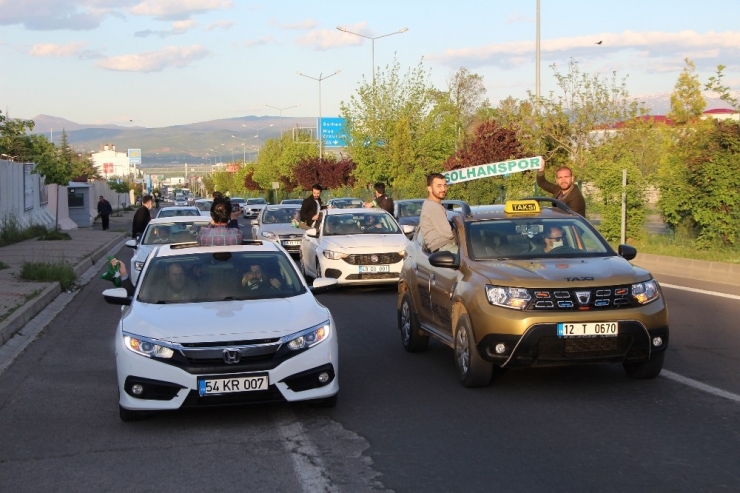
xmin=398 ymin=293 xmax=429 ymax=352
xmin=623 ymin=351 xmax=665 ymax=379
xmin=119 ymin=405 xmax=146 ymax=422
xmin=311 ymin=393 xmax=338 ymax=408
xmin=454 ymin=314 xmax=493 ymax=388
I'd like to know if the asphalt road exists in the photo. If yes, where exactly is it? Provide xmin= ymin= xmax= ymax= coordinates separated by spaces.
xmin=0 ymin=229 xmax=739 ymax=492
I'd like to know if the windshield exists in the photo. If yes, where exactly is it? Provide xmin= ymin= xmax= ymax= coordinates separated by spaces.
xmin=329 ymin=199 xmax=363 ymax=209
xmin=157 ymin=208 xmax=199 ymax=218
xmin=467 ymin=218 xmax=613 ymax=259
xmin=137 ymin=252 xmax=306 ymax=303
xmin=323 ymin=212 xmax=401 ymax=235
xmin=142 ymin=220 xmax=211 ymax=245
xmin=247 ymin=198 xmax=266 ymax=204
xmin=195 ymin=200 xmax=213 ymax=212
xmin=398 ymin=201 xmax=423 ymax=218
xmin=261 ymin=207 xmax=299 ymax=224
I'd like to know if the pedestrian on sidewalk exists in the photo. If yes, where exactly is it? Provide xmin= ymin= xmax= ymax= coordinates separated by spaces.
xmin=132 ymin=194 xmax=153 ymax=239
xmin=97 ymin=195 xmax=113 ymax=231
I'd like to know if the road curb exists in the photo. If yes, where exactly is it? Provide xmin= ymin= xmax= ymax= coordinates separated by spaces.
xmin=634 ymin=253 xmax=740 ymax=287
xmin=0 ymin=231 xmax=127 ymax=346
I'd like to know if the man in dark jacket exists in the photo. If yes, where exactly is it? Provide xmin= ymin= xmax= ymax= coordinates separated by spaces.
xmin=536 ymin=161 xmax=586 ymax=216
xmin=299 ymin=184 xmax=323 ymax=229
xmin=97 ymin=196 xmax=113 ymax=231
xmin=364 ymin=182 xmax=394 ymax=215
xmin=132 ymin=194 xmax=153 ymax=238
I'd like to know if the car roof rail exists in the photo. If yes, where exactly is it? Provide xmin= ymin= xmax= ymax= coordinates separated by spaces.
xmin=441 ymin=200 xmax=472 ymax=218
xmin=240 ymin=239 xmax=264 ymax=245
xmin=170 ymin=241 xmax=200 ymax=249
xmin=520 ymin=196 xmax=575 ymax=214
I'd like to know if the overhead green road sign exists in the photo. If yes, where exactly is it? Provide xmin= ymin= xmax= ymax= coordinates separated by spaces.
xmin=443 ymin=156 xmax=542 ymax=185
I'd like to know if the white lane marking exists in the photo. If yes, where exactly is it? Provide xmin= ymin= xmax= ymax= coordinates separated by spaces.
xmin=660 ymin=283 xmax=740 ymax=301
xmin=277 ymin=415 xmax=338 ymax=493
xmin=662 ymin=370 xmax=740 ymax=404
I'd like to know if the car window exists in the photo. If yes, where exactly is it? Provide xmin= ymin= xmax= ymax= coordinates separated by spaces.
xmin=247 ymin=198 xmax=267 ymax=205
xmin=157 ymin=209 xmax=199 ymax=218
xmin=195 ymin=200 xmax=213 ymax=212
xmin=142 ymin=220 xmax=211 ymax=245
xmin=323 ymin=212 xmax=401 ymax=235
xmin=262 ymin=208 xmax=298 ymax=224
xmin=137 ymin=252 xmax=306 ymax=304
xmin=467 ymin=218 xmax=612 ymax=259
xmin=398 ymin=202 xmax=422 ymax=218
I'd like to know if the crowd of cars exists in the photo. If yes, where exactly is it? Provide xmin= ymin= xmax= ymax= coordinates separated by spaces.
xmin=106 ymin=194 xmax=669 ymax=421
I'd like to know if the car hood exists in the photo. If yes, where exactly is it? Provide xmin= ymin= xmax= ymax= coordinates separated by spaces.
xmin=470 ymin=256 xmax=652 ymax=286
xmin=322 ymin=235 xmax=408 ymax=251
xmin=259 ymin=224 xmax=302 ymax=236
xmin=123 ymin=294 xmax=330 ymax=343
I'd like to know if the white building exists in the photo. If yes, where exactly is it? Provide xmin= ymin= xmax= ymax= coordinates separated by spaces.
xmin=90 ymin=144 xmax=139 ymax=180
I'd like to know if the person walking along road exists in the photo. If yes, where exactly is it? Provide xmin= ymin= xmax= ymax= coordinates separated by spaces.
xmin=132 ymin=194 xmax=153 ymax=239
xmin=97 ymin=196 xmax=112 ymax=231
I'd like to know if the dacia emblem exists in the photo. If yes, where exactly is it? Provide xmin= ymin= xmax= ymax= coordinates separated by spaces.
xmin=575 ymin=290 xmax=591 ymax=306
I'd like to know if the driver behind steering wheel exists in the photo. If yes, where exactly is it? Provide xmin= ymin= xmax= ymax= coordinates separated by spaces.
xmin=543 ymin=226 xmax=565 ymax=253
xmin=241 ymin=261 xmax=282 ymax=291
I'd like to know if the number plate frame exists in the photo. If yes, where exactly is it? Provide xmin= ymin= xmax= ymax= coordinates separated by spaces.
xmin=282 ymin=240 xmax=301 ymax=246
xmin=557 ymin=322 xmax=618 ymax=338
xmin=359 ymin=265 xmax=390 ymax=273
xmin=197 ymin=373 xmax=269 ymax=396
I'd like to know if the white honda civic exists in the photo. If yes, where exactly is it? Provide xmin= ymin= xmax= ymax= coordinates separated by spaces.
xmin=103 ymin=241 xmax=339 ymax=421
xmin=300 ymin=208 xmax=413 ymax=286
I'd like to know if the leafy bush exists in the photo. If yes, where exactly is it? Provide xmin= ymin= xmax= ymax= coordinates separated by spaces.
xmin=0 ymin=215 xmax=49 ymax=246
xmin=38 ymin=230 xmax=71 ymax=241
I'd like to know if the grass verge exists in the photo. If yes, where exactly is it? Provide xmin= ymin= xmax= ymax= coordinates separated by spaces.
xmin=38 ymin=230 xmax=72 ymax=241
xmin=0 ymin=215 xmax=48 ymax=247
xmin=629 ymin=235 xmax=740 ymax=264
xmin=20 ymin=260 xmax=77 ymax=291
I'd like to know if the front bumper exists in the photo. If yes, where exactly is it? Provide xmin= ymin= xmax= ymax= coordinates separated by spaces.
xmin=319 ymin=255 xmax=403 ymax=285
xmin=116 ymin=330 xmax=338 ymax=411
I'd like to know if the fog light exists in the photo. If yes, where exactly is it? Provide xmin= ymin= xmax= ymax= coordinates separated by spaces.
xmin=131 ymin=384 xmax=144 ymax=395
xmin=495 ymin=343 xmax=507 ymax=354
xmin=317 ymin=372 xmax=329 ymax=383
xmin=652 ymin=336 xmax=663 ymax=347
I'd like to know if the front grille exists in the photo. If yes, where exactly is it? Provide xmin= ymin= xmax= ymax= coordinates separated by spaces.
xmin=344 ymin=272 xmax=399 ymax=280
xmin=528 ymin=285 xmax=636 ymax=311
xmin=343 ymin=252 xmax=403 ymax=265
xmin=537 ymin=334 xmax=631 ymax=359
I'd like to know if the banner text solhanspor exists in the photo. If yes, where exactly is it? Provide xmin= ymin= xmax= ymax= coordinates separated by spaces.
xmin=443 ymin=156 xmax=542 ymax=185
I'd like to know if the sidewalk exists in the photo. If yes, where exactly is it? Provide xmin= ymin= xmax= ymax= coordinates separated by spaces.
xmin=0 ymin=209 xmax=135 ymax=345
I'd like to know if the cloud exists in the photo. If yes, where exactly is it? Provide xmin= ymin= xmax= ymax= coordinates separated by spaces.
xmin=95 ymin=45 xmax=211 ymax=72
xmin=296 ymin=24 xmax=367 ymax=50
xmin=204 ymin=20 xmax=232 ymax=32
xmin=129 ymin=0 xmax=232 ymax=21
xmin=245 ymin=36 xmax=276 ymax=48
xmin=280 ymin=19 xmax=318 ymax=30
xmin=506 ymin=12 xmax=533 ymax=24
xmin=0 ymin=0 xmax=116 ymax=30
xmin=29 ymin=41 xmax=87 ymax=57
xmin=135 ymin=18 xmax=195 ymax=37
xmin=430 ymin=30 xmax=740 ymax=70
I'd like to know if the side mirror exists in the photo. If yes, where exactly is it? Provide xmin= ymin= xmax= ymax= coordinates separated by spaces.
xmin=618 ymin=244 xmax=637 ymax=261
xmin=125 ymin=239 xmax=137 ymax=249
xmin=310 ymin=277 xmax=339 ymax=294
xmin=402 ymin=225 xmax=415 ymax=235
xmin=103 ymin=287 xmax=132 ymax=306
xmin=428 ymin=250 xmax=459 ymax=269
xmin=306 ymin=228 xmax=318 ymax=238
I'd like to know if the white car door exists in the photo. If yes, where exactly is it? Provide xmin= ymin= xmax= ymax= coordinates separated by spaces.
xmin=300 ymin=213 xmax=323 ymax=277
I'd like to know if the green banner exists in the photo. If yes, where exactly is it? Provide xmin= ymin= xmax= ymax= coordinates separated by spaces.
xmin=443 ymin=156 xmax=542 ymax=185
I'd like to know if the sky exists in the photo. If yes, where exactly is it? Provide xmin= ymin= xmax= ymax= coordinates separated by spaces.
xmin=1 ymin=0 xmax=739 ymax=129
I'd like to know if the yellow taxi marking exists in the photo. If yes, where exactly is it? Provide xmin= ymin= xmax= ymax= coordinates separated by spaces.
xmin=504 ymin=200 xmax=541 ymax=214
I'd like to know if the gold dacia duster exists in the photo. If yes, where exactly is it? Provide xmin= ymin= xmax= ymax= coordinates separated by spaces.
xmin=397 ymin=198 xmax=669 ymax=388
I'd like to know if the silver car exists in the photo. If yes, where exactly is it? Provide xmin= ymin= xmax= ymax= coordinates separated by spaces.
xmin=125 ymin=216 xmax=212 ymax=284
xmin=251 ymin=205 xmax=302 ymax=258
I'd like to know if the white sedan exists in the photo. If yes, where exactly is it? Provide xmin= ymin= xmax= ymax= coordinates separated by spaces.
xmin=300 ymin=208 xmax=413 ymax=285
xmin=251 ymin=204 xmax=302 ymax=258
xmin=103 ymin=241 xmax=339 ymax=422
xmin=125 ymin=216 xmax=212 ymax=284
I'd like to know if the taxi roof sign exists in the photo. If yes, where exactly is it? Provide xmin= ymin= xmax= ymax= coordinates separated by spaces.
xmin=504 ymin=200 xmax=541 ymax=214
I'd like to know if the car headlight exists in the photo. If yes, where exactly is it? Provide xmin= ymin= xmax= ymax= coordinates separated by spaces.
xmin=282 ymin=321 xmax=331 ymax=351
xmin=323 ymin=250 xmax=347 ymax=260
xmin=485 ymin=285 xmax=531 ymax=310
xmin=123 ymin=331 xmax=175 ymax=359
xmin=632 ymin=279 xmax=660 ymax=305
xmin=261 ymin=231 xmax=277 ymax=240
xmin=134 ymin=261 xmax=145 ymax=271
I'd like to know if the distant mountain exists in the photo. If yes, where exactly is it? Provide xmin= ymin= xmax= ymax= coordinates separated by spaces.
xmin=28 ymin=114 xmax=317 ymax=166
xmin=636 ymin=91 xmax=739 ymax=116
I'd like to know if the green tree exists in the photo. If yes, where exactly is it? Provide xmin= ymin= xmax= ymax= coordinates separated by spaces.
xmin=33 ymin=140 xmax=75 ymax=230
xmin=667 ymin=58 xmax=706 ymax=125
xmin=108 ymin=178 xmax=134 ymax=210
xmin=0 ymin=110 xmax=38 ymax=162
xmin=705 ymin=64 xmax=740 ymax=111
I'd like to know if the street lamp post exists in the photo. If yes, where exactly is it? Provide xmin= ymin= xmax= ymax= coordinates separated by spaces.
xmin=536 ymin=0 xmax=541 ymax=100
xmin=296 ymin=70 xmax=340 ymax=159
xmin=336 ymin=26 xmax=408 ymax=84
xmin=265 ymin=104 xmax=299 ymax=134
xmin=232 ymin=124 xmax=273 ymax=164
